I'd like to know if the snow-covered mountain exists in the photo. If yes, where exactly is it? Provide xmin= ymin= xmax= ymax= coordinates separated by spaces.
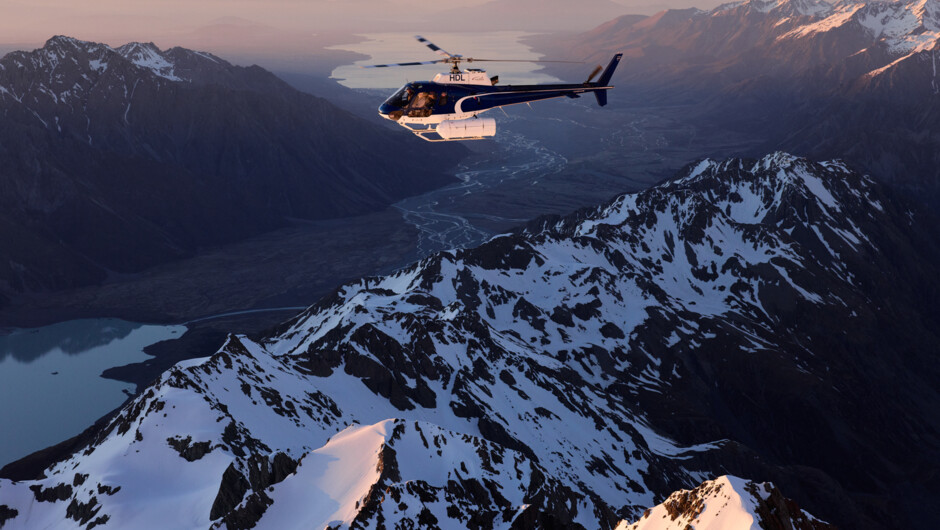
xmin=0 ymin=37 xmax=461 ymax=303
xmin=2 ymin=36 xmax=213 ymax=91
xmin=618 ymin=475 xmax=835 ymax=530
xmin=563 ymin=0 xmax=940 ymax=82
xmin=540 ymin=0 xmax=940 ymax=207
xmin=2 ymin=153 xmax=938 ymax=528
xmin=781 ymin=0 xmax=940 ymax=56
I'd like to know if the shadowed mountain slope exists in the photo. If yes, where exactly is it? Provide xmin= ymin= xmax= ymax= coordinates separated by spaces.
xmin=0 ymin=36 xmax=464 ymax=304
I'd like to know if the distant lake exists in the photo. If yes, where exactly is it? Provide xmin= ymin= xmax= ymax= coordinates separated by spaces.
xmin=0 ymin=319 xmax=184 ymax=468
xmin=328 ymin=31 xmax=563 ymax=89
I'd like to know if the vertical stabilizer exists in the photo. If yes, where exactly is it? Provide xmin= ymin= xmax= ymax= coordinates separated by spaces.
xmin=597 ymin=53 xmax=622 ymax=87
xmin=594 ymin=53 xmax=622 ymax=106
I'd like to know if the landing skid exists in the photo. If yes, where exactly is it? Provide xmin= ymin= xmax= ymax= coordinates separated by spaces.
xmin=400 ymin=122 xmax=488 ymax=143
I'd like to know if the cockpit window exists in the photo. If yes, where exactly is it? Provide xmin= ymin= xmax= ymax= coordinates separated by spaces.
xmin=382 ymin=85 xmax=448 ymax=118
xmin=384 ymin=85 xmax=413 ymax=109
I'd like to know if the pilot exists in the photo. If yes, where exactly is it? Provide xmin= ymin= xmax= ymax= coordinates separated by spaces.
xmin=409 ymin=91 xmax=435 ymax=117
xmin=413 ymin=92 xmax=429 ymax=108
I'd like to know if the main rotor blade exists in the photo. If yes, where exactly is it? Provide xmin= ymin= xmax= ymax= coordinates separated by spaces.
xmin=415 ymin=35 xmax=455 ymax=58
xmin=465 ymin=58 xmax=584 ymax=64
xmin=361 ymin=60 xmax=444 ymax=68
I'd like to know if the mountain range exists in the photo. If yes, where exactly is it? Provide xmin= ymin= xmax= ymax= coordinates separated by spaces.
xmin=0 ymin=36 xmax=463 ymax=306
xmin=2 ymin=152 xmax=937 ymax=528
xmin=540 ymin=0 xmax=940 ymax=206
xmin=431 ymin=0 xmax=631 ymax=31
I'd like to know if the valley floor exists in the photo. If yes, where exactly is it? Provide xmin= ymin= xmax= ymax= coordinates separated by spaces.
xmin=2 ymin=95 xmax=761 ymax=328
xmin=0 ymin=94 xmax=763 ymax=424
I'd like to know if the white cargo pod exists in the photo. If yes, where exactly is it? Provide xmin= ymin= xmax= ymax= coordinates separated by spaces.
xmin=437 ymin=118 xmax=496 ymax=140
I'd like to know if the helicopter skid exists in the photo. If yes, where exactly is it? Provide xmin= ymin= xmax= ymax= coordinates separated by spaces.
xmin=396 ymin=111 xmax=482 ymax=126
xmin=398 ymin=122 xmax=485 ymax=142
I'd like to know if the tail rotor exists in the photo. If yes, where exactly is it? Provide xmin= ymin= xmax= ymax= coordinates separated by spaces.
xmin=585 ymin=65 xmax=603 ymax=84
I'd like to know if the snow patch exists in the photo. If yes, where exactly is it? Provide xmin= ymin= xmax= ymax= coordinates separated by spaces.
xmin=117 ymin=42 xmax=182 ymax=81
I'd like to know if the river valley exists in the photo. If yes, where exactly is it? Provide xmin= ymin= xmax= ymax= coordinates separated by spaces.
xmin=0 ymin=33 xmax=761 ymax=470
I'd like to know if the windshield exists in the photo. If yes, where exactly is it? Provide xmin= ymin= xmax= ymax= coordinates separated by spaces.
xmin=383 ymin=85 xmax=413 ymax=109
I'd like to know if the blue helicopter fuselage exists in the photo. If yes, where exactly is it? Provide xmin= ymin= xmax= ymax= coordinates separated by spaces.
xmin=378 ymin=54 xmax=622 ymax=123
xmin=376 ymin=53 xmax=622 ymax=141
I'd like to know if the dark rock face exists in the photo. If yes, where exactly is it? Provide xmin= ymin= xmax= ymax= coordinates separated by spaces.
xmin=65 ymin=496 xmax=101 ymax=526
xmin=0 ymin=505 xmax=19 ymax=527
xmin=166 ymin=436 xmax=214 ymax=462
xmin=206 ymin=455 xmax=299 ymax=530
xmin=0 ymin=154 xmax=935 ymax=529
xmin=0 ymin=36 xmax=463 ymax=302
xmin=28 ymin=483 xmax=72 ymax=502
xmin=210 ymin=464 xmax=250 ymax=521
xmin=749 ymin=482 xmax=839 ymax=530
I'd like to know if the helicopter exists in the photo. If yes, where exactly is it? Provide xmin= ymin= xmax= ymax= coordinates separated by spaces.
xmin=367 ymin=36 xmax=623 ymax=142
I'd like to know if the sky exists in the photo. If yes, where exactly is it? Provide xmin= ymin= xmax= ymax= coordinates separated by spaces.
xmin=0 ymin=0 xmax=722 ymax=76
xmin=0 ymin=0 xmax=719 ymax=47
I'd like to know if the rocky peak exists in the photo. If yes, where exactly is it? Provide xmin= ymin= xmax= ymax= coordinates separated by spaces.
xmin=777 ymin=0 xmax=834 ymax=17
xmin=665 ymin=152 xmax=873 ymax=219
xmin=40 ymin=35 xmax=102 ymax=52
xmin=0 ymin=36 xmax=180 ymax=111
xmin=115 ymin=41 xmax=160 ymax=57
xmin=710 ymin=0 xmax=833 ymax=17
xmin=0 ymin=37 xmax=232 ymax=103
xmin=115 ymin=41 xmax=181 ymax=80
xmin=2 ymin=36 xmax=110 ymax=74
xmin=570 ymin=153 xmax=883 ymax=272
xmin=619 ymin=475 xmax=837 ymax=530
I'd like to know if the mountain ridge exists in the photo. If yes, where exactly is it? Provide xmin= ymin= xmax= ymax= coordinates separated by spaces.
xmin=2 ymin=152 xmax=937 ymax=528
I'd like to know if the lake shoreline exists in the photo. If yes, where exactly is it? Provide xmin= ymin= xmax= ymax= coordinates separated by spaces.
xmin=0 ymin=321 xmax=185 ymax=469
